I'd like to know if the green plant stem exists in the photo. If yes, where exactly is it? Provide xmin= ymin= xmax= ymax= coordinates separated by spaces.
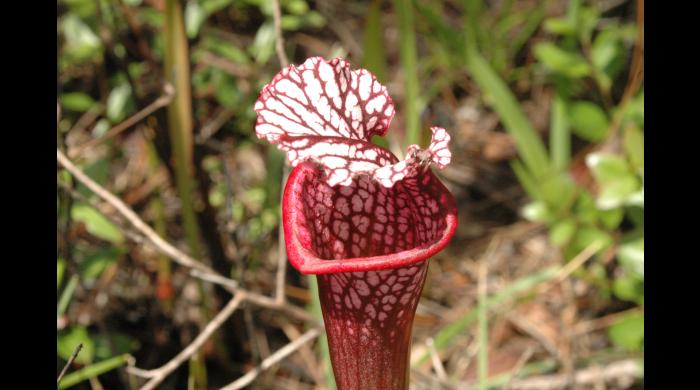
xmin=393 ymin=0 xmax=421 ymax=147
xmin=164 ymin=0 xmax=201 ymax=259
xmin=550 ymin=93 xmax=570 ymax=172
xmin=58 ymin=354 xmax=131 ymax=389
xmin=163 ymin=0 xmax=208 ymax=387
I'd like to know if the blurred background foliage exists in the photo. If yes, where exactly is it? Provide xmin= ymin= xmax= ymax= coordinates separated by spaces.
xmin=57 ymin=0 xmax=643 ymax=388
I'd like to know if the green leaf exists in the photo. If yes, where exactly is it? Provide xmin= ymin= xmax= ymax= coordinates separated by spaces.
xmin=626 ymin=205 xmax=644 ymax=229
xmin=91 ymin=119 xmax=111 ymax=138
xmin=534 ymin=42 xmax=591 ymax=78
xmin=285 ymin=0 xmax=309 ymax=14
xmin=540 ymin=173 xmax=577 ymax=214
xmin=211 ymin=70 xmax=241 ymax=108
xmin=522 ymin=201 xmax=551 ymax=223
xmin=619 ymin=238 xmax=644 ymax=278
xmin=622 ymin=90 xmax=644 ymax=127
xmin=591 ymin=30 xmax=622 ymax=72
xmin=81 ymin=248 xmax=122 ymax=280
xmin=58 ymin=258 xmax=66 ymax=290
xmin=106 ymin=84 xmax=133 ymax=123
xmin=251 ymin=22 xmax=275 ymax=64
xmin=185 ymin=1 xmax=206 ymax=38
xmin=59 ymin=14 xmax=103 ymax=66
xmin=72 ymin=204 xmax=124 ymax=244
xmin=573 ymin=191 xmax=598 ymax=224
xmin=608 ymin=312 xmax=644 ymax=351
xmin=587 ymin=153 xmax=629 ymax=182
xmin=577 ymin=6 xmax=600 ymax=42
xmin=598 ymin=207 xmax=624 ymax=230
xmin=586 ymin=153 xmax=640 ymax=209
xmin=570 ymin=225 xmax=612 ymax=255
xmin=613 ymin=274 xmax=643 ymax=303
xmin=62 ymin=0 xmax=97 ymax=18
xmin=549 ymin=218 xmax=576 ymax=247
xmin=61 ymin=92 xmax=97 ymax=113
xmin=94 ymin=333 xmax=140 ymax=360
xmin=57 ymin=326 xmax=95 ymax=365
xmin=543 ymin=17 xmax=576 ymax=35
xmin=281 ymin=11 xmax=324 ymax=30
xmin=201 ymin=0 xmax=235 ymax=15
xmin=623 ymin=124 xmax=644 ymax=171
xmin=58 ymin=354 xmax=131 ymax=389
xmin=568 ymin=101 xmax=609 ymax=142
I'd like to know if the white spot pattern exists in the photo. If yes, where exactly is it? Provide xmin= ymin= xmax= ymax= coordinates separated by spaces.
xmin=318 ymin=263 xmax=427 ymax=343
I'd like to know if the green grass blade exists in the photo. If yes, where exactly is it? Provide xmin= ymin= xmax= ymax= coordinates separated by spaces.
xmin=164 ymin=1 xmax=208 ymax=386
xmin=363 ymin=0 xmax=387 ymax=82
xmin=58 ymin=354 xmax=130 ymax=389
xmin=510 ymin=159 xmax=541 ymax=200
xmin=477 ymin=264 xmax=488 ymax=390
xmin=308 ymin=276 xmax=336 ymax=390
xmin=164 ymin=0 xmax=202 ymax=259
xmin=364 ymin=0 xmax=390 ymax=150
xmin=413 ymin=266 xmax=558 ymax=366
xmin=57 ymin=275 xmax=79 ymax=317
xmin=465 ymin=50 xmax=550 ymax=179
xmin=550 ymin=93 xmax=571 ymax=171
xmin=393 ymin=0 xmax=421 ymax=147
xmin=463 ymin=0 xmax=483 ymax=51
xmin=508 ymin=7 xmax=545 ymax=64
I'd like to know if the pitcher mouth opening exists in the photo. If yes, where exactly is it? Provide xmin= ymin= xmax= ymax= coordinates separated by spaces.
xmin=282 ymin=161 xmax=458 ymax=275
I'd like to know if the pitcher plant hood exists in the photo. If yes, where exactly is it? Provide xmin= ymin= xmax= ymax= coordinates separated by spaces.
xmin=254 ymin=57 xmax=457 ymax=274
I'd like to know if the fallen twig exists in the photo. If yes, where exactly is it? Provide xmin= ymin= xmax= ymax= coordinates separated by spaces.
xmin=272 ymin=0 xmax=289 ymax=67
xmin=221 ymin=328 xmax=321 ymax=390
xmin=57 ymin=149 xmax=319 ymax=325
xmin=69 ymin=83 xmax=174 ymax=159
xmin=504 ymin=359 xmax=642 ymax=390
xmin=57 ymin=343 xmax=83 ymax=387
xmin=127 ymin=294 xmax=246 ymax=390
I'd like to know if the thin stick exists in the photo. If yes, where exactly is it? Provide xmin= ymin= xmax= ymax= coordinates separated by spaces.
xmin=196 ymin=107 xmax=235 ymax=144
xmin=272 ymin=0 xmax=290 ymax=305
xmin=69 ymin=83 xmax=174 ymax=158
xmin=68 ymin=105 xmax=103 ymax=136
xmin=272 ymin=0 xmax=289 ymax=67
xmin=504 ymin=359 xmax=641 ymax=390
xmin=477 ymin=258 xmax=489 ymax=390
xmin=221 ymin=328 xmax=320 ymax=390
xmin=57 ymin=153 xmax=320 ymax=325
xmin=502 ymin=347 xmax=535 ymax=390
xmin=128 ymin=293 xmax=246 ymax=390
xmin=58 ymin=149 xmax=217 ymax=277
xmin=189 ymin=269 xmax=239 ymax=290
xmin=536 ymin=241 xmax=603 ymax=295
xmin=57 ymin=343 xmax=83 ymax=386
xmin=426 ymin=337 xmax=448 ymax=382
